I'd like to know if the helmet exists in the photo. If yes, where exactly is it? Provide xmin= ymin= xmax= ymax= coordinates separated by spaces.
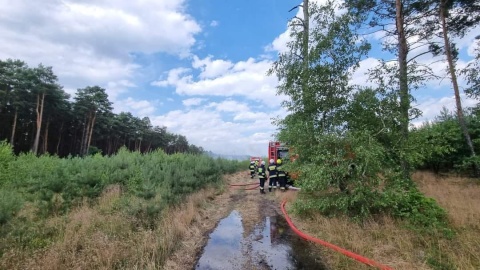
xmin=250 ymin=161 xmax=254 ymax=164
xmin=269 ymin=159 xmax=274 ymax=164
xmin=277 ymin=159 xmax=282 ymax=165
xmin=261 ymin=161 xmax=265 ymax=165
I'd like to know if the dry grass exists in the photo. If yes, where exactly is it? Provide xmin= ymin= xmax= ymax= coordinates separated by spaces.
xmin=2 ymin=183 xmax=221 ymax=270
xmin=285 ymin=171 xmax=480 ymax=270
xmin=413 ymin=171 xmax=480 ymax=229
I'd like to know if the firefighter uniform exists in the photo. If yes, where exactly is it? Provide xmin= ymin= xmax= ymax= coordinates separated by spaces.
xmin=249 ymin=161 xmax=256 ymax=178
xmin=276 ymin=159 xmax=287 ymax=192
xmin=267 ymin=159 xmax=278 ymax=192
xmin=258 ymin=162 xmax=267 ymax=194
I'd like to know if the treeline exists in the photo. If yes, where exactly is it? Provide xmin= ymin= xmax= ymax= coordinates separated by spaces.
xmin=0 ymin=59 xmax=203 ymax=157
xmin=413 ymin=107 xmax=480 ymax=175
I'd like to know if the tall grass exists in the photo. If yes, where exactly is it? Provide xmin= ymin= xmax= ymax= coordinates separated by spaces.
xmin=0 ymin=143 xmax=244 ymax=269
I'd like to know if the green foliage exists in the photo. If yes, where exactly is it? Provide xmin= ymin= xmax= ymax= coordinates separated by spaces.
xmin=0 ymin=147 xmax=241 ymax=221
xmin=412 ymin=108 xmax=480 ymax=175
xmin=382 ymin=186 xmax=452 ymax=235
xmin=0 ymin=189 xmax=23 ymax=225
xmin=0 ymin=141 xmax=14 ymax=186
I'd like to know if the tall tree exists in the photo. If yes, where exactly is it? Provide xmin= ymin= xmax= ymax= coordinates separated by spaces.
xmin=29 ymin=64 xmax=59 ymax=155
xmin=0 ymin=59 xmax=30 ymax=146
xmin=269 ymin=0 xmax=370 ymax=185
xmin=347 ymin=0 xmax=439 ymax=177
xmin=439 ymin=0 xmax=479 ymax=174
xmin=74 ymin=86 xmax=112 ymax=156
xmin=420 ymin=0 xmax=480 ymax=175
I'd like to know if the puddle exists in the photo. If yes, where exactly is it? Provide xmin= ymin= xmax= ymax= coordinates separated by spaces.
xmin=195 ymin=211 xmax=327 ymax=270
xmin=195 ymin=210 xmax=244 ymax=270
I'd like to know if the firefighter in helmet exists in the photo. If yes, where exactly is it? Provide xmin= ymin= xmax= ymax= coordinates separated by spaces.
xmin=276 ymin=158 xmax=287 ymax=192
xmin=258 ymin=160 xmax=267 ymax=194
xmin=267 ymin=159 xmax=278 ymax=192
xmin=249 ymin=161 xmax=256 ymax=178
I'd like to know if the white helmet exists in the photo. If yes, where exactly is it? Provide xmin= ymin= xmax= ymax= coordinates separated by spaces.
xmin=269 ymin=159 xmax=274 ymax=164
xmin=261 ymin=161 xmax=265 ymax=165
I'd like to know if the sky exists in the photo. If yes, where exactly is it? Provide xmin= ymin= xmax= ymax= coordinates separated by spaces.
xmin=0 ymin=0 xmax=478 ymax=157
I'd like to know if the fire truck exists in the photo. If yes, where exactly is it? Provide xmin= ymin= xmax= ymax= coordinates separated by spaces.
xmin=268 ymin=141 xmax=300 ymax=186
xmin=249 ymin=156 xmax=263 ymax=164
xmin=268 ymin=141 xmax=289 ymax=163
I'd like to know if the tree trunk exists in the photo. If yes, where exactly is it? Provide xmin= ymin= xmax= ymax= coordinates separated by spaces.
xmin=10 ymin=108 xmax=18 ymax=146
xmin=146 ymin=142 xmax=151 ymax=153
xmin=396 ymin=0 xmax=410 ymax=178
xmin=32 ymin=92 xmax=45 ymax=155
xmin=301 ymin=0 xmax=314 ymax=135
xmin=80 ymin=116 xmax=88 ymax=155
xmin=42 ymin=118 xmax=50 ymax=154
xmin=56 ymin=122 xmax=64 ymax=155
xmin=440 ymin=0 xmax=478 ymax=176
xmin=86 ymin=111 xmax=96 ymax=155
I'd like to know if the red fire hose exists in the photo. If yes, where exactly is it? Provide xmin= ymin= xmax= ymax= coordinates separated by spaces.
xmin=281 ymin=200 xmax=394 ymax=270
xmin=229 ymin=182 xmax=260 ymax=190
xmin=229 ymin=183 xmax=259 ymax=186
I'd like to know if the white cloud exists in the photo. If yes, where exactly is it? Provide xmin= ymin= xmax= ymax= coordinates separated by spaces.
xmin=210 ymin=20 xmax=219 ymax=27
xmin=207 ymin=100 xmax=250 ymax=113
xmin=267 ymin=29 xmax=291 ymax=54
xmin=234 ymin=111 xmax=269 ymax=121
xmin=192 ymin=56 xmax=234 ymax=79
xmin=182 ymin=98 xmax=206 ymax=107
xmin=349 ymin=57 xmax=381 ymax=87
xmin=150 ymin=107 xmax=276 ymax=156
xmin=153 ymin=56 xmax=286 ymax=107
xmin=0 ymin=0 xmax=201 ymax=100
xmin=412 ymin=94 xmax=478 ymax=126
xmin=114 ymin=97 xmax=157 ymax=117
xmin=152 ymin=67 xmax=192 ymax=87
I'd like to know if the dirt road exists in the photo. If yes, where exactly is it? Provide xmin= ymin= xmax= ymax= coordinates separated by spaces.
xmin=163 ymin=171 xmax=327 ymax=270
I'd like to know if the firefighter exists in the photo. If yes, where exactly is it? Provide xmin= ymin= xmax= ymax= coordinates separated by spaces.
xmin=258 ymin=160 xmax=267 ymax=194
xmin=277 ymin=158 xmax=287 ymax=192
xmin=267 ymin=159 xmax=278 ymax=192
xmin=249 ymin=161 xmax=256 ymax=178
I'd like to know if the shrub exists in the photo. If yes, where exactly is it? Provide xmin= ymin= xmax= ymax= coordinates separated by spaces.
xmin=0 ymin=190 xmax=23 ymax=225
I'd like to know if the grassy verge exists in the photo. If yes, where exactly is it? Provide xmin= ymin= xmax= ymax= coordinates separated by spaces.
xmin=287 ymin=171 xmax=480 ymax=269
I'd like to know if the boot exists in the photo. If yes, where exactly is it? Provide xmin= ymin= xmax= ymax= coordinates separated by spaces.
xmin=268 ymin=187 xmax=272 ymax=192
xmin=261 ymin=189 xmax=266 ymax=194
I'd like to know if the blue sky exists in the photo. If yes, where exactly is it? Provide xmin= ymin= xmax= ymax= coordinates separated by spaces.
xmin=0 ymin=0 xmax=478 ymax=156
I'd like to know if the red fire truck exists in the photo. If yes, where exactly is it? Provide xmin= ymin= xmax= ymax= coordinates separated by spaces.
xmin=249 ymin=156 xmax=263 ymax=164
xmin=268 ymin=141 xmax=289 ymax=163
xmin=268 ymin=141 xmax=300 ymax=183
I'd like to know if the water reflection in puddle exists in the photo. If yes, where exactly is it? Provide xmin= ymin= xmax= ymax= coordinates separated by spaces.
xmin=248 ymin=215 xmax=327 ymax=270
xmin=195 ymin=210 xmax=327 ymax=270
xmin=195 ymin=210 xmax=244 ymax=270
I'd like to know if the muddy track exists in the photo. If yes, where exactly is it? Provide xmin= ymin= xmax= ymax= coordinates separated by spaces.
xmin=163 ymin=171 xmax=326 ymax=270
